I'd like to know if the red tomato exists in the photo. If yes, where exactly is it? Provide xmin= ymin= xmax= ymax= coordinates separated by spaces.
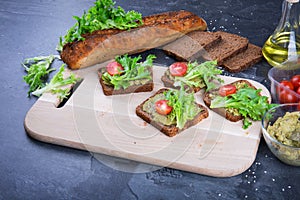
xmin=291 ymin=74 xmax=300 ymax=89
xmin=169 ymin=62 xmax=188 ymax=77
xmin=279 ymin=80 xmax=294 ymax=91
xmin=297 ymin=87 xmax=300 ymax=95
xmin=279 ymin=90 xmax=297 ymax=103
xmin=218 ymin=84 xmax=237 ymax=97
xmin=106 ymin=61 xmax=124 ymax=76
xmin=155 ymin=100 xmax=173 ymax=115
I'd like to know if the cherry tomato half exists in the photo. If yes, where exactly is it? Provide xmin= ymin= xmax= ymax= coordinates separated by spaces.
xmin=155 ymin=100 xmax=173 ymax=115
xmin=218 ymin=84 xmax=237 ymax=97
xmin=106 ymin=61 xmax=124 ymax=76
xmin=279 ymin=80 xmax=294 ymax=91
xmin=169 ymin=62 xmax=188 ymax=77
xmin=279 ymin=90 xmax=297 ymax=103
xmin=291 ymin=74 xmax=300 ymax=89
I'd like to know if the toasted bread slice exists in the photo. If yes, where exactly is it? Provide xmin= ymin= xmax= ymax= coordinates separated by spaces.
xmin=203 ymin=80 xmax=256 ymax=122
xmin=98 ymin=67 xmax=153 ymax=96
xmin=136 ymin=88 xmax=209 ymax=137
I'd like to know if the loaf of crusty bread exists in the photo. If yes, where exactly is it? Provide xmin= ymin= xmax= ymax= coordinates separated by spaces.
xmin=203 ymin=80 xmax=256 ymax=122
xmin=61 ymin=10 xmax=207 ymax=70
xmin=136 ymin=88 xmax=209 ymax=137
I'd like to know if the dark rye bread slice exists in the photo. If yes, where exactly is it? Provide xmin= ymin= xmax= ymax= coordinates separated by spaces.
xmin=98 ymin=67 xmax=153 ymax=96
xmin=136 ymin=88 xmax=209 ymax=137
xmin=221 ymin=43 xmax=263 ymax=73
xmin=162 ymin=31 xmax=222 ymax=61
xmin=203 ymin=80 xmax=256 ymax=122
xmin=204 ymin=31 xmax=249 ymax=65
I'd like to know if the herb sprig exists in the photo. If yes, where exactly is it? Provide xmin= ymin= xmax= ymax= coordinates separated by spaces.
xmin=57 ymin=0 xmax=143 ymax=51
xmin=211 ymin=87 xmax=276 ymax=129
xmin=173 ymin=60 xmax=224 ymax=91
xmin=22 ymin=55 xmax=60 ymax=96
xmin=102 ymin=54 xmax=156 ymax=90
xmin=32 ymin=65 xmax=81 ymax=100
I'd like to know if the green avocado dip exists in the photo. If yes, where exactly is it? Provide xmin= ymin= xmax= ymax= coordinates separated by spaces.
xmin=267 ymin=111 xmax=300 ymax=148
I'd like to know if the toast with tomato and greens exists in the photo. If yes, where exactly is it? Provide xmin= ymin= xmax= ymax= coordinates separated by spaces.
xmin=203 ymin=80 xmax=275 ymax=129
xmin=98 ymin=54 xmax=156 ymax=96
xmin=161 ymin=60 xmax=223 ymax=93
xmin=136 ymin=87 xmax=209 ymax=137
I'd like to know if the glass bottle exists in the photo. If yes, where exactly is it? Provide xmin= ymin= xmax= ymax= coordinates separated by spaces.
xmin=262 ymin=0 xmax=300 ymax=69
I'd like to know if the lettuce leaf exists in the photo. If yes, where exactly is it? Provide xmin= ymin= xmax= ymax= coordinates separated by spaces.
xmin=58 ymin=0 xmax=143 ymax=51
xmin=173 ymin=60 xmax=223 ymax=91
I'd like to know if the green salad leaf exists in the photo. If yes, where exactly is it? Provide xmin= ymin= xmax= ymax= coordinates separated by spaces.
xmin=164 ymin=86 xmax=201 ymax=129
xmin=22 ymin=55 xmax=60 ymax=96
xmin=57 ymin=0 xmax=143 ymax=51
xmin=32 ymin=65 xmax=81 ymax=100
xmin=211 ymin=87 xmax=277 ymax=129
xmin=102 ymin=54 xmax=156 ymax=90
xmin=173 ymin=60 xmax=224 ymax=91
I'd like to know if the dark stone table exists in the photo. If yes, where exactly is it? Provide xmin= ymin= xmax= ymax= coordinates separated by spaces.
xmin=0 ymin=0 xmax=299 ymax=199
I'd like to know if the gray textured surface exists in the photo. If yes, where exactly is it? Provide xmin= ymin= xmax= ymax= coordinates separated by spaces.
xmin=0 ymin=0 xmax=299 ymax=199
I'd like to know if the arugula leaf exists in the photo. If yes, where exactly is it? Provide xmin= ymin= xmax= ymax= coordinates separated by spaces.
xmin=32 ymin=65 xmax=81 ymax=100
xmin=173 ymin=60 xmax=223 ymax=91
xmin=102 ymin=54 xmax=156 ymax=90
xmin=211 ymin=87 xmax=277 ymax=129
xmin=57 ymin=0 xmax=143 ymax=51
xmin=164 ymin=86 xmax=201 ymax=129
xmin=22 ymin=55 xmax=60 ymax=96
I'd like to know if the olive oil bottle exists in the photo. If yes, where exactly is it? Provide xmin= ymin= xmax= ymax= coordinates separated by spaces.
xmin=262 ymin=0 xmax=300 ymax=68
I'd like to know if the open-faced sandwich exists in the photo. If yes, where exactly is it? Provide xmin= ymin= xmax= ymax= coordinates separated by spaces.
xmin=203 ymin=80 xmax=275 ymax=129
xmin=161 ymin=60 xmax=224 ymax=92
xmin=98 ymin=54 xmax=156 ymax=96
xmin=136 ymin=87 xmax=209 ymax=137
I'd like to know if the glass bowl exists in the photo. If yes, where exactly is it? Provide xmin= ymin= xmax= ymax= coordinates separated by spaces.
xmin=261 ymin=103 xmax=300 ymax=166
xmin=268 ymin=67 xmax=300 ymax=103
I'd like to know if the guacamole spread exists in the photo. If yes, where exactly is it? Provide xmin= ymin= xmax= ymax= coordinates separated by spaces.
xmin=267 ymin=111 xmax=300 ymax=148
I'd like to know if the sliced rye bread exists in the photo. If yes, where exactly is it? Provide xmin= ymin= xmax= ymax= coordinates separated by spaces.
xmin=204 ymin=31 xmax=249 ymax=65
xmin=162 ymin=31 xmax=222 ymax=61
xmin=221 ymin=43 xmax=263 ymax=73
xmin=98 ymin=67 xmax=153 ymax=96
xmin=136 ymin=88 xmax=209 ymax=137
xmin=203 ymin=80 xmax=256 ymax=122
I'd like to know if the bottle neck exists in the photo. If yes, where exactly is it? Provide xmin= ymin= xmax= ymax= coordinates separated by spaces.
xmin=275 ymin=0 xmax=299 ymax=33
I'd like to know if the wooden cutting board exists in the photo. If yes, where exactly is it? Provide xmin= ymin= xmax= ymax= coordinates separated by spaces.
xmin=24 ymin=63 xmax=270 ymax=177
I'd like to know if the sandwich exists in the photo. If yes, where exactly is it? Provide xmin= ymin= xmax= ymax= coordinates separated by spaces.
xmin=203 ymin=80 xmax=275 ymax=129
xmin=136 ymin=87 xmax=209 ymax=137
xmin=98 ymin=54 xmax=156 ymax=96
xmin=161 ymin=60 xmax=224 ymax=92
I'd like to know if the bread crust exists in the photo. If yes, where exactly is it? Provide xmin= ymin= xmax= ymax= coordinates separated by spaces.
xmin=136 ymin=88 xmax=209 ymax=137
xmin=98 ymin=67 xmax=153 ymax=96
xmin=61 ymin=10 xmax=207 ymax=69
xmin=203 ymin=80 xmax=256 ymax=122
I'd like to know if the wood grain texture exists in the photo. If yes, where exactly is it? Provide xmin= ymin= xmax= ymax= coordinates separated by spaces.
xmin=24 ymin=64 xmax=271 ymax=177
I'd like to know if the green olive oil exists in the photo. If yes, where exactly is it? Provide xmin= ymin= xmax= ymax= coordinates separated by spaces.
xmin=262 ymin=32 xmax=300 ymax=67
